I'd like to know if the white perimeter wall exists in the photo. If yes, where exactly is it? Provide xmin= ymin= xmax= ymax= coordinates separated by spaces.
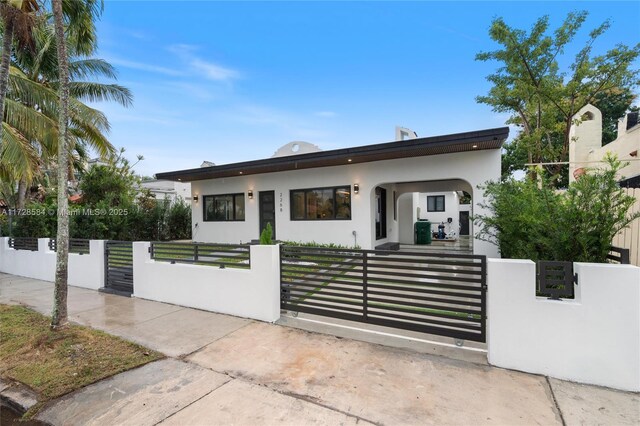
xmin=487 ymin=259 xmax=640 ymax=392
xmin=0 ymin=237 xmax=104 ymax=290
xmin=132 ymin=242 xmax=281 ymax=322
xmin=191 ymin=149 xmax=500 ymax=257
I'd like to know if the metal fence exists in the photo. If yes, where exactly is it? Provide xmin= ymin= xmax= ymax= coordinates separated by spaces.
xmin=48 ymin=238 xmax=91 ymax=254
xmin=607 ymin=246 xmax=631 ymax=265
xmin=537 ymin=261 xmax=575 ymax=300
xmin=7 ymin=237 xmax=38 ymax=251
xmin=281 ymin=245 xmax=487 ymax=342
xmin=105 ymin=241 xmax=134 ymax=294
xmin=150 ymin=242 xmax=251 ymax=269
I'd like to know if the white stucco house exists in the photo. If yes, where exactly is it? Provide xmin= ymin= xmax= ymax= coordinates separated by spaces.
xmin=569 ymin=105 xmax=640 ymax=265
xmin=139 ymin=179 xmax=192 ymax=203
xmin=156 ymin=127 xmax=509 ymax=258
xmin=569 ymin=105 xmax=639 ymax=185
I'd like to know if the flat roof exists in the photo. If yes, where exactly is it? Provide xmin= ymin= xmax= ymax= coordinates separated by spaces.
xmin=156 ymin=126 xmax=510 ymax=182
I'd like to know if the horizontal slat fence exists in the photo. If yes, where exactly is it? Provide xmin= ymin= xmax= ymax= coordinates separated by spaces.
xmin=105 ymin=241 xmax=134 ymax=294
xmin=150 ymin=242 xmax=250 ymax=269
xmin=48 ymin=238 xmax=91 ymax=254
xmin=607 ymin=246 xmax=631 ymax=264
xmin=7 ymin=237 xmax=38 ymax=251
xmin=281 ymin=245 xmax=486 ymax=342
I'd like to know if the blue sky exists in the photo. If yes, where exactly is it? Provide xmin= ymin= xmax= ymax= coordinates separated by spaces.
xmin=94 ymin=1 xmax=640 ymax=177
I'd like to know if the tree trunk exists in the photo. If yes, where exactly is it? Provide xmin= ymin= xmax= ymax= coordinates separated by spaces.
xmin=51 ymin=0 xmax=71 ymax=329
xmin=0 ymin=15 xmax=14 ymax=129
xmin=16 ymin=177 xmax=27 ymax=209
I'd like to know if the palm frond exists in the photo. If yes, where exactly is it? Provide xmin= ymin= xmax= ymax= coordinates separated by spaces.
xmin=1 ymin=122 xmax=39 ymax=181
xmin=67 ymin=81 xmax=133 ymax=106
xmin=69 ymin=58 xmax=117 ymax=80
xmin=3 ymin=98 xmax=58 ymax=153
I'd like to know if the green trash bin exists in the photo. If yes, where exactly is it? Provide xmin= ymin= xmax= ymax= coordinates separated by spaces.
xmin=415 ymin=220 xmax=432 ymax=245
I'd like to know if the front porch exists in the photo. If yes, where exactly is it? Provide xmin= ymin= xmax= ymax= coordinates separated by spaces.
xmin=399 ymin=235 xmax=473 ymax=255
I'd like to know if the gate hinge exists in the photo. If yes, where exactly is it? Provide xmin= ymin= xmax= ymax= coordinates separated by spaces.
xmin=573 ymin=273 xmax=578 ymax=285
xmin=148 ymin=246 xmax=151 ymax=253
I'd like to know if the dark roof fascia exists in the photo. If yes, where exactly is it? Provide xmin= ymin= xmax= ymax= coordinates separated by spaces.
xmin=156 ymin=126 xmax=509 ymax=182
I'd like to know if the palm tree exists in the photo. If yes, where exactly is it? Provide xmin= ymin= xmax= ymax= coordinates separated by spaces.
xmin=0 ymin=0 xmax=39 ymax=130
xmin=50 ymin=0 xmax=69 ymax=328
xmin=50 ymin=0 xmax=105 ymax=328
xmin=3 ymin=19 xmax=132 ymax=207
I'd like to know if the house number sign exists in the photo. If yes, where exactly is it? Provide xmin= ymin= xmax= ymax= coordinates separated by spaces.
xmin=279 ymin=193 xmax=283 ymax=212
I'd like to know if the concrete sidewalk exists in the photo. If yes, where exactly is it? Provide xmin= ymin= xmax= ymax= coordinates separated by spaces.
xmin=1 ymin=273 xmax=638 ymax=425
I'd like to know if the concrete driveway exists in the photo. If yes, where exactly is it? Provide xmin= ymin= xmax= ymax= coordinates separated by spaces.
xmin=1 ymin=273 xmax=638 ymax=425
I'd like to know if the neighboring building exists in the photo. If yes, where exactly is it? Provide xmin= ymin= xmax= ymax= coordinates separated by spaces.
xmin=140 ymin=179 xmax=192 ymax=203
xmin=569 ymin=105 xmax=640 ymax=266
xmin=156 ymin=127 xmax=509 ymax=257
xmin=569 ymin=105 xmax=639 ymax=185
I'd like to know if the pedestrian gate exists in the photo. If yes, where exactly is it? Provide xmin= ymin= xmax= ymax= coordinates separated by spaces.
xmin=280 ymin=246 xmax=487 ymax=342
xmin=104 ymin=241 xmax=134 ymax=295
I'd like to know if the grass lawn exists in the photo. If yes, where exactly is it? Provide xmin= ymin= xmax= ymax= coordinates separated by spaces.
xmin=0 ymin=305 xmax=163 ymax=417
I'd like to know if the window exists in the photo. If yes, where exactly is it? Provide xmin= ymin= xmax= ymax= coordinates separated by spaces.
xmin=290 ymin=186 xmax=351 ymax=220
xmin=203 ymin=193 xmax=245 ymax=221
xmin=427 ymin=195 xmax=445 ymax=212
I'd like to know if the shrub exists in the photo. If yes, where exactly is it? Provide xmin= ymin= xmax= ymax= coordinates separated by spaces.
xmin=475 ymin=155 xmax=640 ymax=262
xmin=260 ymin=223 xmax=273 ymax=245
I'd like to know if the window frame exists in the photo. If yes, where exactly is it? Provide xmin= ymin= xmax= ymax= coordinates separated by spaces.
xmin=202 ymin=193 xmax=246 ymax=222
xmin=427 ymin=195 xmax=445 ymax=212
xmin=290 ymin=185 xmax=352 ymax=221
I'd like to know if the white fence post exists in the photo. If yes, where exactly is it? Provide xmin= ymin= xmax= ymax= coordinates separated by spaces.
xmin=487 ymin=259 xmax=640 ymax=392
xmin=132 ymin=242 xmax=281 ymax=322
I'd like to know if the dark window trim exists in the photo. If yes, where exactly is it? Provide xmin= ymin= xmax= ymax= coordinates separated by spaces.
xmin=427 ymin=195 xmax=445 ymax=212
xmin=290 ymin=185 xmax=352 ymax=221
xmin=203 ymin=193 xmax=246 ymax=222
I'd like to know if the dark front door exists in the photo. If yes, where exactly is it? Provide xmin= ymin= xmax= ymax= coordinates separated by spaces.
xmin=459 ymin=211 xmax=470 ymax=235
xmin=259 ymin=191 xmax=276 ymax=239
xmin=375 ymin=187 xmax=387 ymax=240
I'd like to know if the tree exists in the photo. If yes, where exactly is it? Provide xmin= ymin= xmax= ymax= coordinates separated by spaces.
xmin=475 ymin=155 xmax=640 ymax=262
xmin=0 ymin=0 xmax=38 ymax=130
xmin=477 ymin=12 xmax=640 ymax=183
xmin=1 ymin=17 xmax=131 ymax=208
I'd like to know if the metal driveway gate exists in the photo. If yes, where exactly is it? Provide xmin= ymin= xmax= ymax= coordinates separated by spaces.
xmin=281 ymin=246 xmax=487 ymax=342
xmin=105 ymin=241 xmax=134 ymax=295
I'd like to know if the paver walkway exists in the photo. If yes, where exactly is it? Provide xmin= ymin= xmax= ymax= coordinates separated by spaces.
xmin=1 ymin=273 xmax=638 ymax=425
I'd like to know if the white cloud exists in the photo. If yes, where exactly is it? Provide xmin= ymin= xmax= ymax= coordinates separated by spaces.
xmin=190 ymin=58 xmax=240 ymax=81
xmin=107 ymin=57 xmax=183 ymax=77
xmin=314 ymin=111 xmax=337 ymax=118
xmin=167 ymin=43 xmax=240 ymax=82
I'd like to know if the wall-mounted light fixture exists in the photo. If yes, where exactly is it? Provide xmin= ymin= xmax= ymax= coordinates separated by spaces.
xmin=353 ymin=184 xmax=359 ymax=194
xmin=248 ymin=190 xmax=253 ymax=199
xmin=193 ymin=195 xmax=199 ymax=202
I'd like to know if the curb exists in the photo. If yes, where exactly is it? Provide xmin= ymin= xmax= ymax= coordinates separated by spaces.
xmin=0 ymin=378 xmax=39 ymax=415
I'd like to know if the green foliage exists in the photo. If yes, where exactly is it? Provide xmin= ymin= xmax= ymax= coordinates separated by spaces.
xmin=10 ymin=152 xmax=192 ymax=241
xmin=12 ymin=200 xmax=58 ymax=237
xmin=477 ymin=11 xmax=640 ymax=184
xmin=281 ymin=240 xmax=360 ymax=250
xmin=475 ymin=155 xmax=640 ymax=262
xmin=260 ymin=222 xmax=273 ymax=245
xmin=166 ymin=200 xmax=192 ymax=240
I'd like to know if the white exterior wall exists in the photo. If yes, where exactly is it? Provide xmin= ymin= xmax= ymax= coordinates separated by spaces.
xmin=397 ymin=193 xmax=415 ymax=244
xmin=0 ymin=238 xmax=105 ymax=290
xmin=569 ymin=105 xmax=640 ymax=183
xmin=190 ymin=149 xmax=501 ymax=257
xmin=132 ymin=242 xmax=281 ymax=322
xmin=417 ymin=191 xmax=460 ymax=237
xmin=487 ymin=259 xmax=640 ymax=392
